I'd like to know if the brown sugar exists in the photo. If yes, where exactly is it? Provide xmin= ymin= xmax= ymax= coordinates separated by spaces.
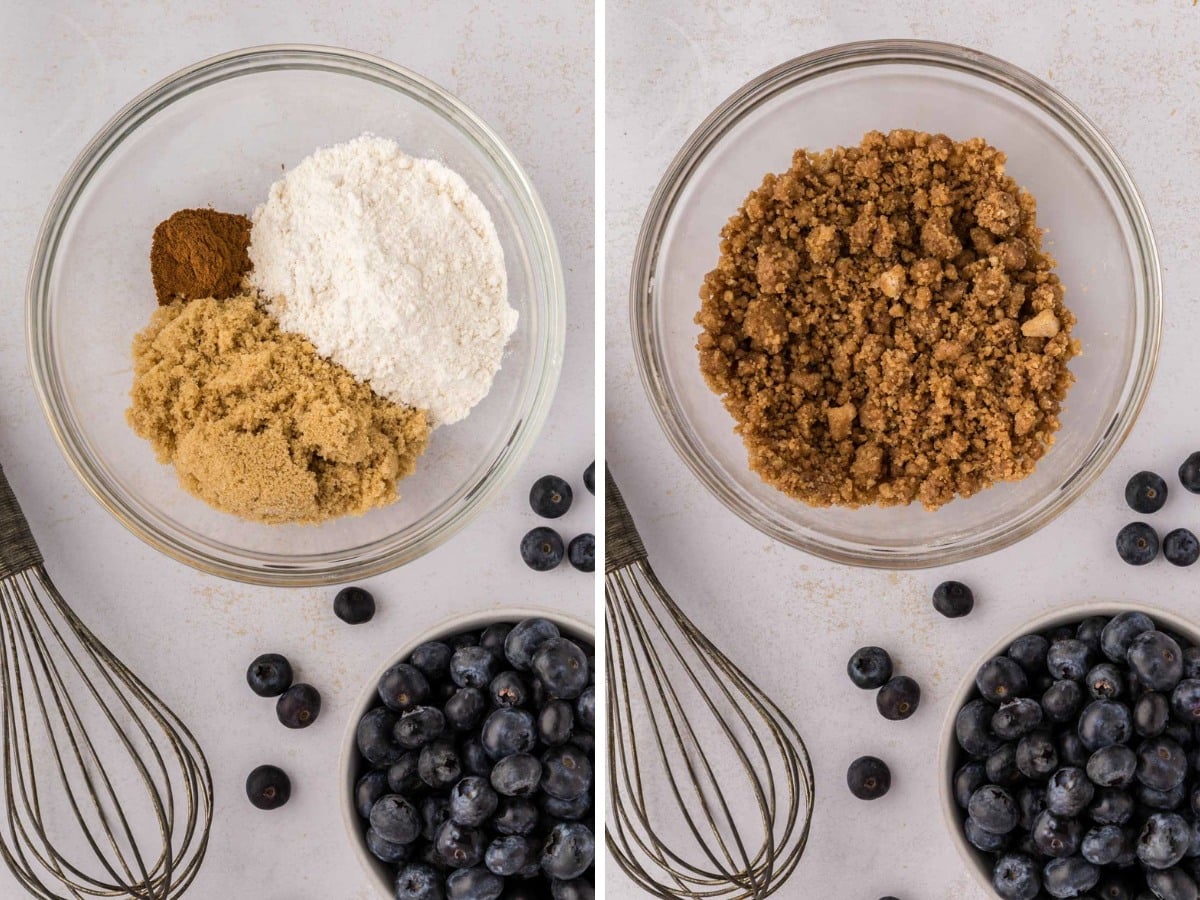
xmin=696 ymin=129 xmax=1080 ymax=510
xmin=127 ymin=293 xmax=430 ymax=524
xmin=150 ymin=208 xmax=252 ymax=304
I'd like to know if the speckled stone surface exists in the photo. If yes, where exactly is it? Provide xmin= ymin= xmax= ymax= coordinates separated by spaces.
xmin=0 ymin=3 xmax=593 ymax=897
xmin=607 ymin=1 xmax=1200 ymax=897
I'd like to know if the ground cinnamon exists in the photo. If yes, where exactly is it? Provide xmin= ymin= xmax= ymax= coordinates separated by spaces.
xmin=150 ymin=208 xmax=252 ymax=304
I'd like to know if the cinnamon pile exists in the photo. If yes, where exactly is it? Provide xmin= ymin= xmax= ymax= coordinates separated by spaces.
xmin=150 ymin=208 xmax=252 ymax=304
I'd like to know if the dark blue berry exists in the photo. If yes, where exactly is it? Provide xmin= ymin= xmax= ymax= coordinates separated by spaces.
xmin=1172 ymin=679 xmax=1200 ymax=724
xmin=490 ymin=753 xmax=542 ymax=797
xmin=1137 ymin=737 xmax=1188 ymax=792
xmin=418 ymin=739 xmax=462 ymax=789
xmin=1181 ymin=452 xmax=1200 ymax=493
xmin=355 ymin=769 xmax=389 ymax=819
xmin=387 ymin=752 xmax=426 ymax=796
xmin=365 ymin=827 xmax=411 ymax=864
xmin=1137 ymin=780 xmax=1188 ymax=811
xmin=334 ymin=585 xmax=375 ymax=624
xmin=1015 ymin=786 xmax=1046 ymax=832
xmin=370 ymin=794 xmax=421 ymax=844
xmin=1086 ymin=744 xmax=1137 ymax=788
xmin=435 ymin=820 xmax=486 ymax=869
xmin=488 ymin=671 xmax=530 ymax=709
xmin=1139 ymin=812 xmax=1191 ymax=869
xmin=1136 ymin=691 xmax=1171 ymax=737
xmin=449 ymin=776 xmax=498 ymax=827
xmin=481 ymin=708 xmax=537 ymax=759
xmin=1042 ymin=857 xmax=1098 ymax=897
xmin=966 ymin=816 xmax=1010 ymax=852
xmin=540 ymin=822 xmax=594 ymax=880
xmin=276 ymin=683 xmax=320 ymax=729
xmin=1184 ymin=646 xmax=1200 ymax=680
xmin=575 ymin=687 xmax=594 ymax=732
xmin=379 ymin=663 xmax=431 ymax=712
xmin=358 ymin=707 xmax=403 ymax=766
xmin=246 ymin=653 xmax=293 ymax=697
xmin=479 ymin=623 xmax=512 ymax=660
xmin=1076 ymin=616 xmax=1110 ymax=654
xmin=420 ymin=795 xmax=450 ymax=842
xmin=541 ymin=744 xmax=593 ymax=800
xmin=542 ymin=789 xmax=591 ymax=821
xmin=993 ymin=852 xmax=1040 ymax=900
xmin=395 ymin=706 xmax=446 ymax=749
xmin=986 ymin=743 xmax=1022 ymax=788
xmin=445 ymin=688 xmax=487 ymax=731
xmin=977 ymin=657 xmax=1029 ymax=703
xmin=1165 ymin=529 xmax=1200 ymax=567
xmin=956 ymin=765 xmax=986 ymax=809
xmin=530 ymin=475 xmax=573 ymax=518
xmin=1008 ymin=634 xmax=1050 ymax=674
xmin=533 ymin=638 xmax=589 ymax=700
xmin=1128 ymin=630 xmax=1184 ymax=691
xmin=484 ymin=834 xmax=536 ymax=877
xmin=446 ymin=866 xmax=502 ymax=900
xmin=1045 ymin=767 xmax=1094 ymax=817
xmin=551 ymin=880 xmax=594 ymax=900
xmin=1078 ymin=700 xmax=1132 ymax=751
xmin=1057 ymin=730 xmax=1089 ymax=769
xmin=245 ymin=764 xmax=290 ymax=810
xmin=583 ymin=462 xmax=595 ymax=495
xmin=877 ymin=675 xmax=920 ymax=720
xmin=1116 ymin=521 xmax=1159 ymax=565
xmin=1031 ymin=810 xmax=1083 ymax=858
xmin=1102 ymin=612 xmax=1155 ymax=662
xmin=567 ymin=534 xmax=594 ymax=572
xmin=394 ymin=862 xmax=443 ymax=900
xmin=969 ymin=784 xmax=1018 ymax=833
xmin=1081 ymin=824 xmax=1128 ymax=867
xmin=1047 ymin=639 xmax=1092 ymax=681
xmin=505 ymin=618 xmax=560 ymax=670
xmin=1146 ymin=867 xmax=1199 ymax=900
xmin=957 ymin=698 xmax=1002 ymax=757
xmin=520 ymin=526 xmax=565 ymax=570
xmin=1043 ymin=680 xmax=1084 ymax=722
xmin=451 ymin=646 xmax=500 ymax=690
xmin=847 ymin=646 xmax=893 ymax=689
xmin=1126 ymin=470 xmax=1168 ymax=514
xmin=493 ymin=797 xmax=539 ymax=835
xmin=409 ymin=641 xmax=452 ymax=680
xmin=460 ymin=737 xmax=491 ymax=778
xmin=1016 ymin=730 xmax=1059 ymax=780
xmin=933 ymin=580 xmax=974 ymax=618
xmin=1088 ymin=787 xmax=1134 ymax=825
xmin=1085 ymin=663 xmax=1125 ymax=700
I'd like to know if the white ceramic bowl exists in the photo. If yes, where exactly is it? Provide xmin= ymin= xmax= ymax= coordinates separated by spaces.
xmin=338 ymin=608 xmax=595 ymax=896
xmin=937 ymin=602 xmax=1200 ymax=895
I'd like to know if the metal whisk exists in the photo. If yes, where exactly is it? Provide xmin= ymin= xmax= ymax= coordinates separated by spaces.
xmin=606 ymin=468 xmax=814 ymax=899
xmin=0 ymin=464 xmax=213 ymax=898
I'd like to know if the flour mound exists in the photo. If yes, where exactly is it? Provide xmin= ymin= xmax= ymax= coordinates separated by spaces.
xmin=247 ymin=134 xmax=517 ymax=426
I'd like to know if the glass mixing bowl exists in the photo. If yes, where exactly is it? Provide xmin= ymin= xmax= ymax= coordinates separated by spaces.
xmin=631 ymin=40 xmax=1160 ymax=569
xmin=27 ymin=46 xmax=564 ymax=586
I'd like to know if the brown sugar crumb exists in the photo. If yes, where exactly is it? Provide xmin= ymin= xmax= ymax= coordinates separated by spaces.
xmin=696 ymin=129 xmax=1080 ymax=510
xmin=127 ymin=293 xmax=430 ymax=524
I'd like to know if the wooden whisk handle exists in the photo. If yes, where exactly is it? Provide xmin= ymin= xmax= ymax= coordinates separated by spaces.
xmin=0 ymin=464 xmax=43 ymax=579
xmin=605 ymin=466 xmax=646 ymax=573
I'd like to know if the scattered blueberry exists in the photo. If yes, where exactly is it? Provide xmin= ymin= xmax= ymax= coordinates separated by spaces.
xmin=1180 ymin=452 xmax=1200 ymax=494
xmin=246 ymin=653 xmax=293 ymax=698
xmin=933 ymin=581 xmax=975 ymax=618
xmin=847 ymin=756 xmax=891 ymax=800
xmin=521 ymin=527 xmax=566 ymax=571
xmin=877 ymin=675 xmax=921 ymax=721
xmin=567 ymin=534 xmax=594 ymax=573
xmin=1126 ymin=471 xmax=1168 ymax=514
xmin=583 ymin=462 xmax=595 ymax=495
xmin=334 ymin=586 xmax=376 ymax=624
xmin=276 ymin=683 xmax=321 ymax=729
xmin=530 ymin=476 xmax=573 ymax=518
xmin=1116 ymin=522 xmax=1159 ymax=565
xmin=245 ymin=764 xmax=290 ymax=810
xmin=1164 ymin=529 xmax=1200 ymax=567
xmin=847 ymin=646 xmax=893 ymax=690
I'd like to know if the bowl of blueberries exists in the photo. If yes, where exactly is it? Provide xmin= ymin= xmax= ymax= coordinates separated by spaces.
xmin=341 ymin=611 xmax=595 ymax=900
xmin=941 ymin=603 xmax=1200 ymax=900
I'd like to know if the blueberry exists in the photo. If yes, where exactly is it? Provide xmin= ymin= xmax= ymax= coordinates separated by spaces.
xmin=506 ymin=619 xmax=561 ymax=671
xmin=446 ymin=866 xmax=502 ymax=900
xmin=477 ymin=623 xmax=512 ymax=661
xmin=966 ymin=816 xmax=1010 ymax=852
xmin=445 ymin=688 xmax=488 ymax=731
xmin=418 ymin=739 xmax=462 ymax=790
xmin=460 ymin=737 xmax=491 ymax=777
xmin=1147 ymin=868 xmax=1199 ymax=900
xmin=394 ymin=862 xmax=444 ymax=900
xmin=1172 ymin=680 xmax=1200 ymax=724
xmin=1048 ymin=639 xmax=1093 ymax=681
xmin=846 ymin=755 xmax=892 ymax=802
xmin=540 ymin=823 xmax=594 ymax=880
xmin=1046 ymin=767 xmax=1094 ymax=817
xmin=1184 ymin=647 xmax=1200 ymax=680
xmin=1058 ymin=731 xmax=1090 ymax=769
xmin=876 ymin=675 xmax=921 ymax=720
xmin=1127 ymin=471 xmax=1169 ymax=514
xmin=276 ymin=683 xmax=321 ymax=729
xmin=1080 ymin=824 xmax=1127 ymax=866
xmin=1088 ymin=788 xmax=1135 ymax=825
xmin=1086 ymin=663 xmax=1126 ymax=700
xmin=541 ymin=744 xmax=593 ymax=800
xmin=1042 ymin=857 xmax=1099 ymax=898
xmin=493 ymin=797 xmax=539 ymax=835
xmin=395 ymin=706 xmax=446 ymax=750
xmin=1044 ymin=680 xmax=1085 ymax=722
xmin=379 ymin=663 xmax=431 ymax=712
xmin=334 ymin=585 xmax=375 ymax=624
xmin=481 ymin=709 xmax=537 ymax=759
xmin=355 ymin=769 xmax=389 ymax=819
xmin=1102 ymin=612 xmax=1156 ymax=662
xmin=435 ymin=820 xmax=486 ymax=869
xmin=387 ymin=752 xmax=426 ymax=796
xmin=933 ymin=580 xmax=974 ymax=618
xmin=1137 ymin=737 xmax=1188 ymax=791
xmin=533 ymin=638 xmax=589 ymax=700
xmin=1032 ymin=810 xmax=1083 ymax=858
xmin=1165 ymin=529 xmax=1200 ymax=567
xmin=520 ymin=526 xmax=566 ymax=571
xmin=1077 ymin=617 xmax=1111 ymax=654
xmin=1087 ymin=745 xmax=1137 ymax=788
xmin=246 ymin=653 xmax=293 ymax=697
xmin=530 ymin=700 xmax=573 ymax=747
xmin=530 ymin=475 xmax=573 ymax=518
xmin=1094 ymin=878 xmax=1133 ymax=900
xmin=451 ymin=646 xmax=500 ymax=690
xmin=447 ymin=776 xmax=498 ymax=828
xmin=542 ymin=789 xmax=591 ymax=821
xmin=1016 ymin=785 xmax=1047 ymax=831
xmin=358 ymin=707 xmax=403 ymax=766
xmin=410 ymin=641 xmax=453 ymax=680
xmin=245 ymin=764 xmax=290 ymax=810
xmin=986 ymin=743 xmax=1022 ymax=788
xmin=954 ymin=761 xmax=988 ymax=808
xmin=365 ymin=827 xmax=411 ymax=864
xmin=1117 ymin=522 xmax=1159 ymax=565
xmin=567 ymin=534 xmax=595 ymax=573
xmin=370 ymin=794 xmax=421 ymax=844
xmin=1009 ymin=634 xmax=1051 ymax=674
xmin=1138 ymin=780 xmax=1189 ymax=811
xmin=576 ymin=686 xmax=594 ymax=732
xmin=993 ymin=698 xmax=1043 ymax=740
xmin=957 ymin=698 xmax=1002 ymax=757
xmin=993 ymin=853 xmax=1041 ymax=900
xmin=551 ymin=879 xmax=595 ymax=900
xmin=1078 ymin=700 xmax=1132 ymax=751
xmin=1129 ymin=631 xmax=1185 ymax=691
xmin=1140 ymin=813 xmax=1192 ymax=869
xmin=1181 ymin=453 xmax=1200 ymax=493
xmin=978 ymin=657 xmax=1029 ymax=703
xmin=491 ymin=753 xmax=542 ymax=796
xmin=1016 ymin=730 xmax=1059 ymax=780
xmin=487 ymin=671 xmax=528 ymax=710
xmin=848 ymin=646 xmax=893 ymax=689
xmin=483 ymin=835 xmax=535 ymax=877
xmin=970 ymin=784 xmax=1018 ymax=834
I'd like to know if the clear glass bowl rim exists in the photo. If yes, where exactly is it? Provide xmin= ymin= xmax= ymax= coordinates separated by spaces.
xmin=629 ymin=38 xmax=1162 ymax=569
xmin=26 ymin=44 xmax=566 ymax=586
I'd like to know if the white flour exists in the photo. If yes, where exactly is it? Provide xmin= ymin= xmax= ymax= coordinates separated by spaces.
xmin=247 ymin=134 xmax=517 ymax=426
